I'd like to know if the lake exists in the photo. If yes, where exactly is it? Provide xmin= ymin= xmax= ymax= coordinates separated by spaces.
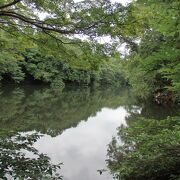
xmin=0 ymin=85 xmax=179 ymax=179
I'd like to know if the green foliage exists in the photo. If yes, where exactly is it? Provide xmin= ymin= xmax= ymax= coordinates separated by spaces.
xmin=0 ymin=52 xmax=24 ymax=82
xmin=0 ymin=46 xmax=126 ymax=87
xmin=0 ymin=0 xmax=131 ymax=59
xmin=123 ymin=0 xmax=180 ymax=101
xmin=0 ymin=0 xmax=137 ymax=89
xmin=1 ymin=1 xmax=180 ymax=179
xmin=0 ymin=132 xmax=62 ymax=179
xmin=0 ymin=29 xmax=33 ymax=83
xmin=0 ymin=0 xmax=129 ymax=87
xmin=22 ymin=48 xmax=97 ymax=86
xmin=107 ymin=116 xmax=180 ymax=180
xmin=1 ymin=0 xmax=179 ymax=101
xmin=99 ymin=56 xmax=126 ymax=86
xmin=0 ymin=0 xmax=129 ymax=39
xmin=23 ymin=49 xmax=60 ymax=82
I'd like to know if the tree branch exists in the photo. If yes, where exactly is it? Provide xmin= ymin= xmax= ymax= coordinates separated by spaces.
xmin=42 ymin=30 xmax=82 ymax=46
xmin=0 ymin=10 xmax=76 ymax=34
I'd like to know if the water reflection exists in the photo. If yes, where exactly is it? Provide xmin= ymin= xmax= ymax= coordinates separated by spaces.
xmin=34 ymin=107 xmax=128 ymax=180
xmin=0 ymin=85 xmax=179 ymax=179
xmin=0 ymin=85 xmax=133 ymax=179
xmin=106 ymin=101 xmax=180 ymax=180
xmin=0 ymin=85 xmax=133 ymax=136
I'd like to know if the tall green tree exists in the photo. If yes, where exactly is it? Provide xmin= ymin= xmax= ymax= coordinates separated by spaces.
xmin=0 ymin=0 xmax=131 ymax=85
xmin=123 ymin=0 xmax=180 ymax=101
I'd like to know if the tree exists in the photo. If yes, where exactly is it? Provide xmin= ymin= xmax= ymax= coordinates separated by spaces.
xmin=0 ymin=0 xmax=130 ymax=42
xmin=123 ymin=0 xmax=180 ymax=101
xmin=107 ymin=116 xmax=180 ymax=180
xmin=0 ymin=0 xmax=133 ymax=85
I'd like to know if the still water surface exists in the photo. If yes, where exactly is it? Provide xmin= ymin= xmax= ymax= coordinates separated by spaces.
xmin=34 ymin=107 xmax=127 ymax=180
xmin=0 ymin=85 xmax=179 ymax=179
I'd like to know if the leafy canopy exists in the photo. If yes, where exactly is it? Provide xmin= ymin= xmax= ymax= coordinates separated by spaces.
xmin=122 ymin=0 xmax=180 ymax=101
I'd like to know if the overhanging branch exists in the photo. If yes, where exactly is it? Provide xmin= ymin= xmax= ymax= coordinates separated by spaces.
xmin=0 ymin=11 xmax=76 ymax=34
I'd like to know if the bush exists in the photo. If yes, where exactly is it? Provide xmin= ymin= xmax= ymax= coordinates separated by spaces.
xmin=107 ymin=116 xmax=180 ymax=180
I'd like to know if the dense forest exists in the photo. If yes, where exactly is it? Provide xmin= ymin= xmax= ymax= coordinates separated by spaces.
xmin=0 ymin=0 xmax=179 ymax=101
xmin=0 ymin=0 xmax=180 ymax=179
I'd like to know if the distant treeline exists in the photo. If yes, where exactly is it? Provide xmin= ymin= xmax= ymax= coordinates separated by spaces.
xmin=0 ymin=47 xmax=126 ymax=89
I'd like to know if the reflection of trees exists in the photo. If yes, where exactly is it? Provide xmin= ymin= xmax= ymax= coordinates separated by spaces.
xmin=106 ymin=100 xmax=180 ymax=180
xmin=137 ymin=101 xmax=180 ymax=119
xmin=0 ymin=132 xmax=62 ymax=179
xmin=0 ymin=85 xmax=135 ymax=136
xmin=0 ymin=85 xmax=135 ymax=179
xmin=125 ymin=100 xmax=180 ymax=123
